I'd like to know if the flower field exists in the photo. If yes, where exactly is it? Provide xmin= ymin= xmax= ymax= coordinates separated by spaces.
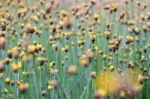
xmin=0 ymin=0 xmax=150 ymax=99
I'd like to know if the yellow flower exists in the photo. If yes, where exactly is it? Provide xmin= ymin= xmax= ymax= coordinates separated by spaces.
xmin=28 ymin=45 xmax=35 ymax=53
xmin=126 ymin=36 xmax=134 ymax=44
xmin=17 ymin=62 xmax=22 ymax=68
xmin=11 ymin=47 xmax=18 ymax=54
xmin=109 ymin=65 xmax=115 ymax=71
xmin=4 ymin=58 xmax=12 ymax=64
xmin=48 ymin=80 xmax=58 ymax=89
xmin=96 ymin=70 xmax=120 ymax=95
xmin=3 ymin=88 xmax=8 ymax=94
xmin=93 ymin=13 xmax=99 ymax=21
xmin=22 ymin=55 xmax=27 ymax=62
xmin=48 ymin=85 xmax=52 ymax=90
xmin=0 ymin=37 xmax=5 ymax=42
xmin=0 ymin=18 xmax=6 ymax=24
xmin=120 ymin=90 xmax=125 ymax=97
xmin=32 ymin=15 xmax=39 ymax=22
xmin=11 ymin=62 xmax=22 ymax=73
xmin=49 ymin=61 xmax=55 ymax=67
xmin=20 ymin=51 xmax=27 ymax=61
xmin=80 ymin=55 xmax=89 ymax=67
xmin=5 ymin=77 xmax=11 ymax=84
xmin=95 ymin=89 xmax=106 ymax=97
xmin=61 ymin=47 xmax=65 ymax=52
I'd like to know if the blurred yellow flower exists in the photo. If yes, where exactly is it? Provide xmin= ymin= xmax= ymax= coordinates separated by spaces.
xmin=96 ymin=70 xmax=120 ymax=95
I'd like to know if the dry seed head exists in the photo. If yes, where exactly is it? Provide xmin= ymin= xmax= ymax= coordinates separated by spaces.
xmin=5 ymin=77 xmax=11 ymax=84
xmin=109 ymin=65 xmax=115 ymax=72
xmin=4 ymin=58 xmax=12 ymax=64
xmin=80 ymin=55 xmax=89 ymax=67
xmin=19 ymin=83 xmax=29 ymax=94
xmin=48 ymin=80 xmax=58 ymax=89
xmin=41 ymin=90 xmax=47 ymax=96
xmin=91 ymin=0 xmax=96 ymax=5
xmin=104 ymin=31 xmax=111 ymax=39
xmin=52 ymin=43 xmax=59 ymax=51
xmin=37 ymin=57 xmax=47 ymax=66
xmin=126 ymin=36 xmax=134 ymax=44
xmin=0 ymin=30 xmax=6 ymax=37
xmin=0 ymin=61 xmax=4 ymax=73
xmin=138 ymin=75 xmax=148 ymax=84
xmin=93 ymin=13 xmax=99 ymax=21
xmin=23 ymin=24 xmax=35 ymax=34
xmin=67 ymin=65 xmax=78 ymax=75
xmin=87 ymin=48 xmax=93 ymax=57
xmin=90 ymin=71 xmax=96 ymax=79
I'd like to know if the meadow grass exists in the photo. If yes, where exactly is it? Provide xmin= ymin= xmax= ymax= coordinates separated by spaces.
xmin=0 ymin=0 xmax=150 ymax=99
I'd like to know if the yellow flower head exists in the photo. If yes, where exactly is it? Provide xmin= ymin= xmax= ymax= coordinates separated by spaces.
xmin=96 ymin=70 xmax=120 ymax=95
xmin=11 ymin=62 xmax=22 ymax=73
